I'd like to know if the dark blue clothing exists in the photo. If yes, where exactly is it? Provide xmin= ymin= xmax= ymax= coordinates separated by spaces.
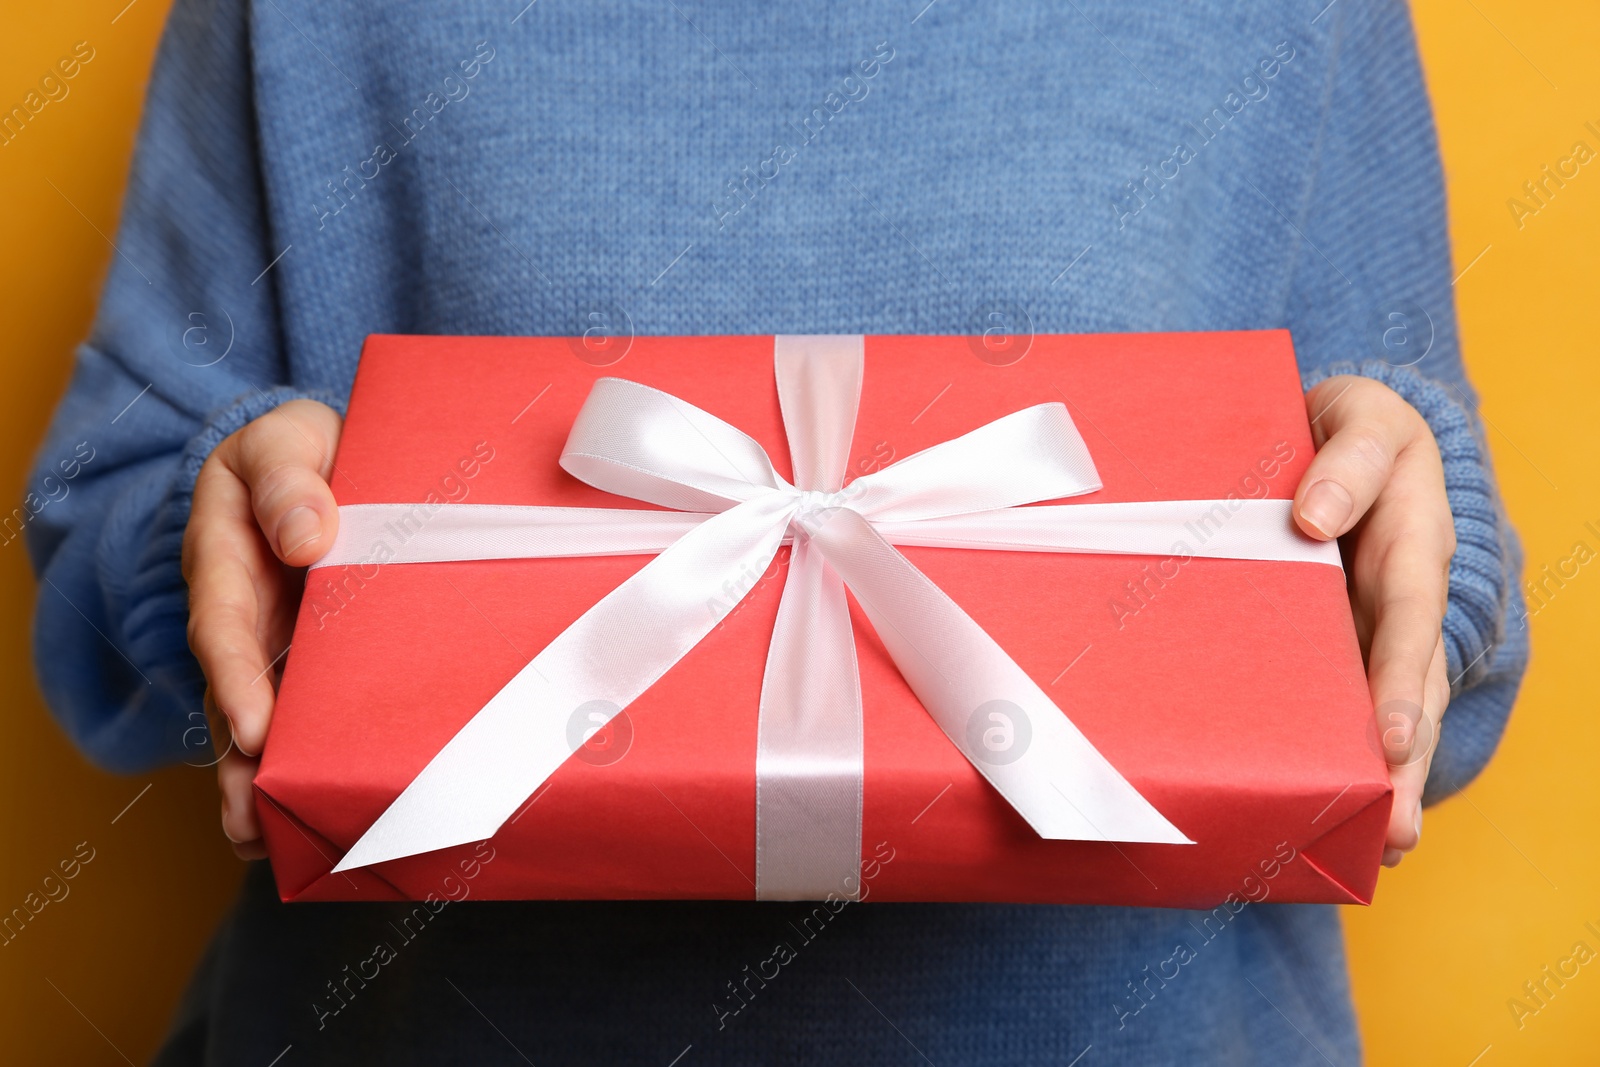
xmin=27 ymin=1 xmax=1525 ymax=1063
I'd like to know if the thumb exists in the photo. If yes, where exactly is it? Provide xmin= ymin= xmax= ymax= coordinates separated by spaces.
xmin=225 ymin=399 xmax=343 ymax=566
xmin=1294 ymin=377 xmax=1417 ymax=541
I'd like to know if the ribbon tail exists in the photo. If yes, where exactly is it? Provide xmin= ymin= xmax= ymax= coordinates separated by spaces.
xmin=333 ymin=492 xmax=797 ymax=872
xmin=809 ymin=508 xmax=1191 ymax=845
xmin=755 ymin=534 xmax=865 ymax=901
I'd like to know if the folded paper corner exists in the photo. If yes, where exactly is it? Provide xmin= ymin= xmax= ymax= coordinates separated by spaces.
xmin=1297 ymin=788 xmax=1392 ymax=905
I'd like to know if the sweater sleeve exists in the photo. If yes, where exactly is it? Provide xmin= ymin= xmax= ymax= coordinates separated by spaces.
xmin=23 ymin=0 xmax=344 ymax=772
xmin=1281 ymin=1 xmax=1528 ymax=804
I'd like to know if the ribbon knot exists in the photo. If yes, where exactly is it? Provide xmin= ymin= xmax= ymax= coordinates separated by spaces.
xmin=326 ymin=335 xmax=1339 ymax=898
xmin=792 ymin=489 xmax=852 ymax=533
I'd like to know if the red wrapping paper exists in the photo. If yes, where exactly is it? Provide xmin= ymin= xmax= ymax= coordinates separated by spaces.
xmin=256 ymin=331 xmax=1390 ymax=907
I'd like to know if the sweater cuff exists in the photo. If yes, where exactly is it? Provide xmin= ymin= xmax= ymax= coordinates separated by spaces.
xmin=123 ymin=385 xmax=349 ymax=761
xmin=172 ymin=384 xmax=350 ymax=511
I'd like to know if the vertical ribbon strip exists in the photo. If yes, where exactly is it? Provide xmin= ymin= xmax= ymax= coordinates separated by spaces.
xmin=756 ymin=336 xmax=866 ymax=900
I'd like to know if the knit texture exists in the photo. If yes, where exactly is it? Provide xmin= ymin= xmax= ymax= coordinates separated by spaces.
xmin=27 ymin=0 xmax=1526 ymax=1063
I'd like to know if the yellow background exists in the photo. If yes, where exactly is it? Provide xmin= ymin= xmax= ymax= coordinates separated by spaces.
xmin=0 ymin=2 xmax=1594 ymax=1062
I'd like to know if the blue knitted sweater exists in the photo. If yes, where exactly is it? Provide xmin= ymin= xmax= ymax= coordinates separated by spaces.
xmin=26 ymin=1 xmax=1526 ymax=1063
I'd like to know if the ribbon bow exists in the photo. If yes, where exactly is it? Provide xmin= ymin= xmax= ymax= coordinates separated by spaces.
xmin=327 ymin=335 xmax=1336 ymax=898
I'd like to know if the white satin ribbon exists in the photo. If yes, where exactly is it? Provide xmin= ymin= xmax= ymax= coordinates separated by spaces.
xmin=325 ymin=335 xmax=1340 ymax=898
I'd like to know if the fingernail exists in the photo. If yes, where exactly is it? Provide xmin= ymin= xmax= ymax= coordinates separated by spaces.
xmin=277 ymin=506 xmax=321 ymax=557
xmin=1413 ymin=802 xmax=1423 ymax=843
xmin=1381 ymin=848 xmax=1403 ymax=868
xmin=220 ymin=801 xmax=240 ymax=844
xmin=1300 ymin=481 xmax=1353 ymax=538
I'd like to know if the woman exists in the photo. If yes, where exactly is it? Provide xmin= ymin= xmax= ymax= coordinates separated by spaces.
xmin=28 ymin=1 xmax=1524 ymax=1062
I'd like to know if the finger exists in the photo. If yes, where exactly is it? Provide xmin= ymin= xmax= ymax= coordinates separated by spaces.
xmin=217 ymin=746 xmax=262 ymax=849
xmin=1385 ymin=739 xmax=1429 ymax=858
xmin=193 ymin=688 xmax=235 ymax=767
xmin=227 ymin=399 xmax=343 ymax=568
xmin=1367 ymin=530 xmax=1449 ymax=769
xmin=1385 ymin=637 xmax=1451 ymax=859
xmin=1295 ymin=378 xmax=1417 ymax=540
xmin=232 ymin=839 xmax=269 ymax=862
xmin=185 ymin=459 xmax=277 ymax=756
xmin=1424 ymin=633 xmax=1451 ymax=730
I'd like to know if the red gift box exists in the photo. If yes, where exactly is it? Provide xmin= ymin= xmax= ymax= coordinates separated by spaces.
xmin=257 ymin=331 xmax=1390 ymax=907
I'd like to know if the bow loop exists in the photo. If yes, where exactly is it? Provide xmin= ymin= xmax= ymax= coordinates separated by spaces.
xmin=846 ymin=403 xmax=1103 ymax=522
xmin=561 ymin=377 xmax=789 ymax=512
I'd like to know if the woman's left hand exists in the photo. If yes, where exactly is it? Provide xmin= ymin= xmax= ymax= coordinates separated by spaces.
xmin=1293 ymin=375 xmax=1456 ymax=868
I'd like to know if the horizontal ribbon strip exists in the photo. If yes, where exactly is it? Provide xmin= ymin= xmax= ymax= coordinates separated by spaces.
xmin=319 ymin=499 xmax=1340 ymax=569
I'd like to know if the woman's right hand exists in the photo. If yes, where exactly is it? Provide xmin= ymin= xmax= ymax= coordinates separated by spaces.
xmin=181 ymin=399 xmax=342 ymax=858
